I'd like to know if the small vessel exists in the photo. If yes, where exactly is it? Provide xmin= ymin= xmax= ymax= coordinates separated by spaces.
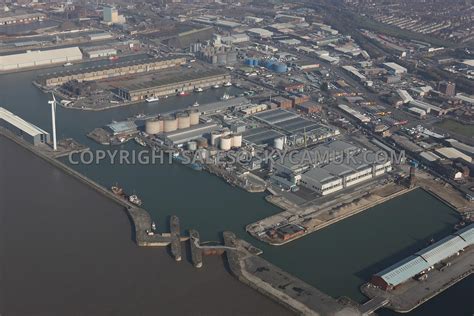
xmin=146 ymin=96 xmax=159 ymax=103
xmin=134 ymin=136 xmax=146 ymax=147
xmin=177 ymin=91 xmax=189 ymax=96
xmin=151 ymin=222 xmax=156 ymax=231
xmin=109 ymin=56 xmax=119 ymax=61
xmin=135 ymin=113 xmax=146 ymax=119
xmin=63 ymin=62 xmax=73 ymax=67
xmin=194 ymin=87 xmax=203 ymax=92
xmin=220 ymin=93 xmax=230 ymax=101
xmin=111 ymin=184 xmax=124 ymax=196
xmin=192 ymin=101 xmax=199 ymax=107
xmin=223 ymin=81 xmax=232 ymax=87
xmin=129 ymin=194 xmax=142 ymax=206
xmin=212 ymin=84 xmax=220 ymax=89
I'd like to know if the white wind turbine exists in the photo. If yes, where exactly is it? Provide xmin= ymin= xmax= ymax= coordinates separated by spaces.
xmin=48 ymin=93 xmax=59 ymax=151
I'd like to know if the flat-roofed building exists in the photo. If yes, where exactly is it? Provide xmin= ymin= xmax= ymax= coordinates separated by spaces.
xmin=383 ymin=62 xmax=407 ymax=75
xmin=0 ymin=107 xmax=50 ymax=146
xmin=0 ymin=47 xmax=82 ymax=72
xmin=0 ymin=13 xmax=46 ymax=25
xmin=116 ymin=69 xmax=230 ymax=101
xmin=300 ymin=167 xmax=343 ymax=195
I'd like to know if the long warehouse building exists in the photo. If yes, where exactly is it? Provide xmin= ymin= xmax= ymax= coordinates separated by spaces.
xmin=116 ymin=69 xmax=231 ymax=101
xmin=0 ymin=107 xmax=50 ymax=146
xmin=370 ymin=224 xmax=474 ymax=290
xmin=38 ymin=57 xmax=187 ymax=87
xmin=0 ymin=47 xmax=83 ymax=72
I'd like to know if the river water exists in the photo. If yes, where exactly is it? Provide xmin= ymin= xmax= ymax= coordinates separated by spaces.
xmin=0 ymin=62 xmax=472 ymax=315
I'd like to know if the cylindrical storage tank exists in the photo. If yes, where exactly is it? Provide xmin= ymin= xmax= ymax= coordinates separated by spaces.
xmin=145 ymin=118 xmax=161 ymax=134
xmin=253 ymin=59 xmax=259 ymax=67
xmin=272 ymin=62 xmax=287 ymax=73
xmin=176 ymin=112 xmax=191 ymax=129
xmin=188 ymin=109 xmax=200 ymax=126
xmin=219 ymin=135 xmax=232 ymax=151
xmin=187 ymin=141 xmax=197 ymax=151
xmin=231 ymin=134 xmax=242 ymax=148
xmin=210 ymin=130 xmax=222 ymax=146
xmin=274 ymin=137 xmax=285 ymax=150
xmin=245 ymin=58 xmax=254 ymax=66
xmin=196 ymin=137 xmax=208 ymax=148
xmin=163 ymin=115 xmax=178 ymax=133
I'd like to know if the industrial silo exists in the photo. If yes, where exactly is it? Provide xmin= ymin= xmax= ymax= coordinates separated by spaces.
xmin=187 ymin=141 xmax=197 ymax=151
xmin=188 ymin=109 xmax=200 ymax=126
xmin=145 ymin=118 xmax=161 ymax=135
xmin=210 ymin=130 xmax=222 ymax=146
xmin=264 ymin=59 xmax=275 ymax=69
xmin=231 ymin=134 xmax=242 ymax=148
xmin=163 ymin=115 xmax=178 ymax=133
xmin=274 ymin=137 xmax=285 ymax=150
xmin=176 ymin=112 xmax=191 ymax=129
xmin=219 ymin=135 xmax=232 ymax=151
xmin=221 ymin=128 xmax=231 ymax=137
xmin=245 ymin=58 xmax=254 ymax=66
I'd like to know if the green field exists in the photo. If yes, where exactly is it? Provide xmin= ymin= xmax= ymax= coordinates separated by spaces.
xmin=435 ymin=119 xmax=474 ymax=138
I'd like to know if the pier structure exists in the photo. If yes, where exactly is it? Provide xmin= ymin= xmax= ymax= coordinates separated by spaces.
xmin=223 ymin=231 xmax=362 ymax=316
xmin=189 ymin=229 xmax=203 ymax=268
xmin=170 ymin=215 xmax=182 ymax=262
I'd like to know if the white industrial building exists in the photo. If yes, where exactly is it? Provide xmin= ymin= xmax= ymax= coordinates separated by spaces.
xmin=0 ymin=47 xmax=83 ymax=71
xmin=338 ymin=104 xmax=370 ymax=123
xmin=83 ymin=48 xmax=117 ymax=58
xmin=0 ymin=107 xmax=50 ymax=146
xmin=383 ymin=62 xmax=407 ymax=75
xmin=435 ymin=147 xmax=472 ymax=163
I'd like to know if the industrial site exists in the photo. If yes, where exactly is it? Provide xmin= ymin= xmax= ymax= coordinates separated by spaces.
xmin=0 ymin=0 xmax=473 ymax=315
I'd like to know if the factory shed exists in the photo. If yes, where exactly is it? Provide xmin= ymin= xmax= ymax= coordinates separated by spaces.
xmin=435 ymin=147 xmax=472 ymax=163
xmin=453 ymin=224 xmax=474 ymax=244
xmin=0 ymin=47 xmax=83 ymax=71
xmin=415 ymin=235 xmax=467 ymax=266
xmin=371 ymin=255 xmax=431 ymax=290
xmin=0 ymin=107 xmax=50 ymax=145
xmin=106 ymin=121 xmax=137 ymax=135
xmin=164 ymin=123 xmax=218 ymax=145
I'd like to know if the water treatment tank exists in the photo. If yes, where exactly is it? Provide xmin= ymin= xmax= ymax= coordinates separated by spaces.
xmin=145 ymin=118 xmax=161 ymax=134
xmin=176 ymin=112 xmax=191 ymax=129
xmin=219 ymin=135 xmax=232 ymax=151
xmin=188 ymin=109 xmax=200 ymax=126
xmin=231 ymin=134 xmax=242 ymax=148
xmin=210 ymin=130 xmax=222 ymax=146
xmin=163 ymin=115 xmax=178 ymax=133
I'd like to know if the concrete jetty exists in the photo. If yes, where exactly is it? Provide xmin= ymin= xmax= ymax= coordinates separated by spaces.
xmin=189 ymin=229 xmax=203 ymax=268
xmin=170 ymin=215 xmax=182 ymax=262
xmin=223 ymin=231 xmax=362 ymax=316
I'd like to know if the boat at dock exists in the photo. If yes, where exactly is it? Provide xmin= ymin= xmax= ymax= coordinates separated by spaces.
xmin=194 ymin=87 xmax=203 ymax=92
xmin=192 ymin=101 xmax=199 ymax=107
xmin=111 ymin=184 xmax=124 ymax=196
xmin=177 ymin=91 xmax=189 ymax=96
xmin=212 ymin=84 xmax=220 ymax=89
xmin=109 ymin=56 xmax=119 ymax=61
xmin=134 ymin=136 xmax=146 ymax=147
xmin=223 ymin=81 xmax=232 ymax=87
xmin=128 ymin=194 xmax=142 ymax=206
xmin=146 ymin=96 xmax=159 ymax=103
xmin=63 ymin=62 xmax=73 ymax=67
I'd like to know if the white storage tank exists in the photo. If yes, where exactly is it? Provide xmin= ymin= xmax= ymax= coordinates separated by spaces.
xmin=220 ymin=135 xmax=232 ymax=151
xmin=163 ymin=115 xmax=178 ymax=133
xmin=231 ymin=134 xmax=242 ymax=148
xmin=188 ymin=141 xmax=197 ymax=151
xmin=210 ymin=130 xmax=222 ymax=146
xmin=145 ymin=118 xmax=161 ymax=134
xmin=188 ymin=109 xmax=200 ymax=126
xmin=176 ymin=112 xmax=191 ymax=129
xmin=274 ymin=137 xmax=285 ymax=150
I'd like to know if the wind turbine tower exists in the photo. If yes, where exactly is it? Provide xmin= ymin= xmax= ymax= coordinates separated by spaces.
xmin=48 ymin=93 xmax=58 ymax=151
